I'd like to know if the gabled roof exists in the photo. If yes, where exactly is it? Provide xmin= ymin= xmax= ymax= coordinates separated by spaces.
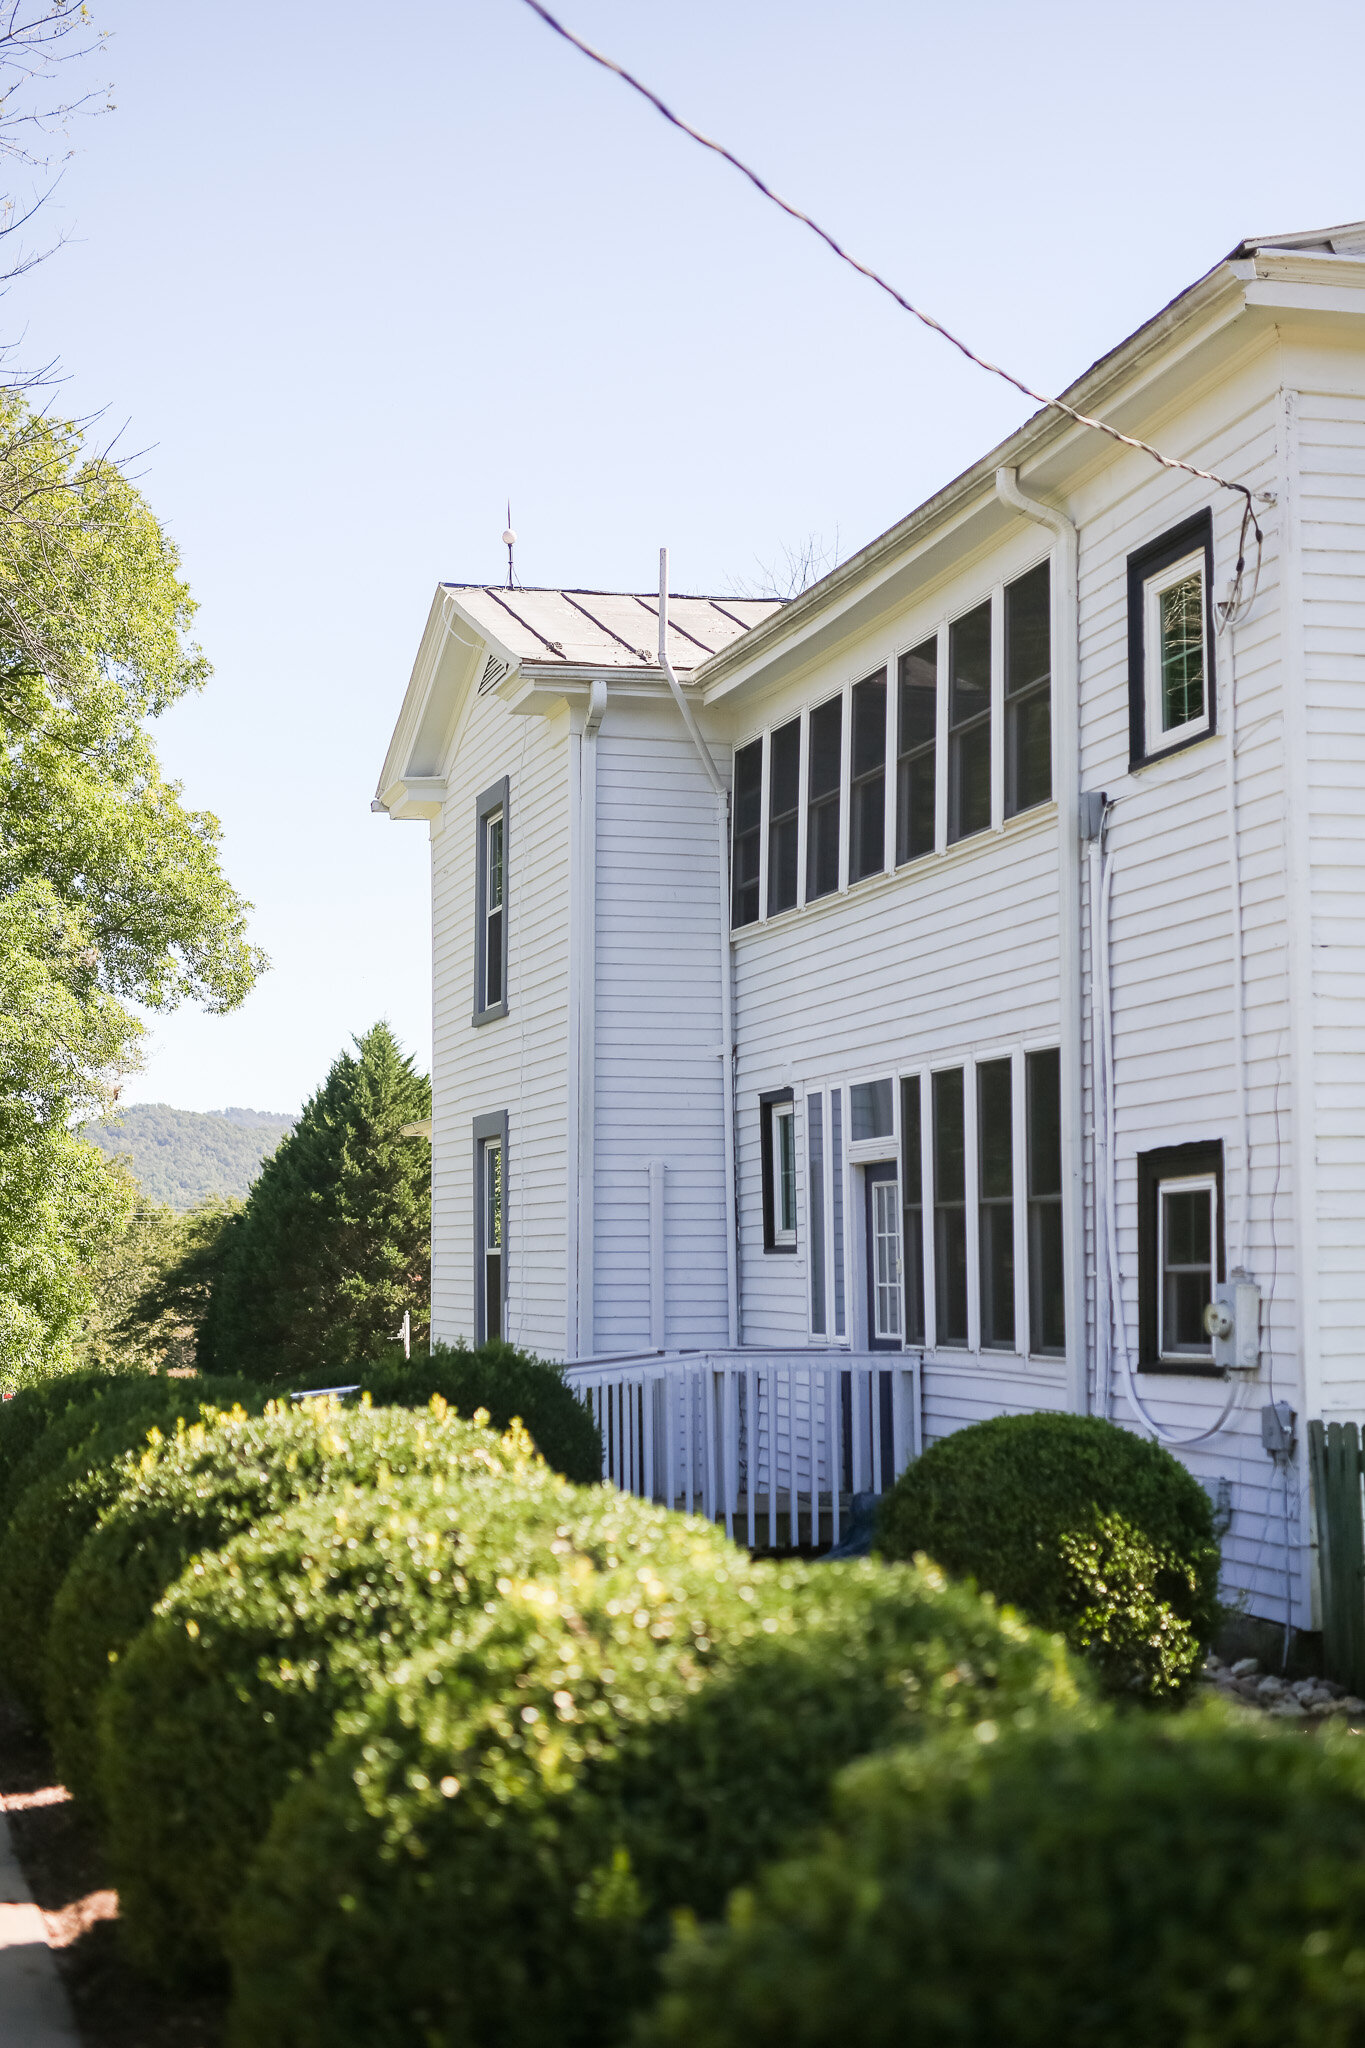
xmin=442 ymin=584 xmax=782 ymax=672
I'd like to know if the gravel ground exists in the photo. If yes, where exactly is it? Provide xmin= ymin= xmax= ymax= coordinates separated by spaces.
xmin=1199 ymin=1653 xmax=1365 ymax=1724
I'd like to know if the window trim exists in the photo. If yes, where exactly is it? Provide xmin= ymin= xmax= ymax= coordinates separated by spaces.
xmin=472 ymin=1109 xmax=508 ymax=1344
xmin=1136 ymin=1140 xmax=1225 ymax=1376
xmin=473 ymin=777 xmax=510 ymax=1024
xmin=760 ymin=1088 xmax=798 ymax=1253
xmin=1127 ymin=510 xmax=1217 ymax=769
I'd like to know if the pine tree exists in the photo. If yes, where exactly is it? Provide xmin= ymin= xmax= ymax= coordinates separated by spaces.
xmin=199 ymin=1024 xmax=431 ymax=1382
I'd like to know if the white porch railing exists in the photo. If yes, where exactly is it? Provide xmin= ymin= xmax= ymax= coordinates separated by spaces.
xmin=564 ymin=1350 xmax=922 ymax=1551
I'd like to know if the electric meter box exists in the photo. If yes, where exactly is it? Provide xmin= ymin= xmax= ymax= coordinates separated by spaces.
xmin=1207 ymin=1276 xmax=1261 ymax=1374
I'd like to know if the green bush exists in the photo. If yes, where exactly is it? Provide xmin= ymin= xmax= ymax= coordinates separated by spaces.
xmin=0 ymin=1378 xmax=264 ymax=1712
xmin=44 ymin=1396 xmax=530 ymax=1809
xmin=638 ymin=1709 xmax=1365 ymax=2048
xmin=226 ymin=1554 xmax=1081 ymax=2048
xmin=357 ymin=1341 xmax=602 ymax=1485
xmin=101 ymin=1468 xmax=719 ymax=1984
xmin=0 ymin=1369 xmax=148 ymax=1533
xmin=877 ymin=1412 xmax=1220 ymax=1697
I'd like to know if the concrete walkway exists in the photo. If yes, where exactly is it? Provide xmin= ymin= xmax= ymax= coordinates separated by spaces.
xmin=0 ymin=1805 xmax=79 ymax=2045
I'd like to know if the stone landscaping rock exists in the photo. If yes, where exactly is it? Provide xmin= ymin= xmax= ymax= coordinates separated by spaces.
xmin=1229 ymin=1657 xmax=1260 ymax=1678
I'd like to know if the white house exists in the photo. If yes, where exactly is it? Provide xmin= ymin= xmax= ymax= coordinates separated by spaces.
xmin=377 ymin=218 xmax=1365 ymax=1630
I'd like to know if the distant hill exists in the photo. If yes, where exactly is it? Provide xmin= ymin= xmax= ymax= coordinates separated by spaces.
xmin=83 ymin=1103 xmax=297 ymax=1211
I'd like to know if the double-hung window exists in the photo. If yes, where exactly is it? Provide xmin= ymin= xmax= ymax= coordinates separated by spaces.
xmin=1137 ymin=1140 xmax=1224 ymax=1370
xmin=806 ymin=697 xmax=842 ymax=901
xmin=899 ymin=1075 xmax=926 ymax=1344
xmin=932 ymin=1067 xmax=968 ymax=1345
xmin=896 ymin=637 xmax=937 ymax=864
xmin=848 ymin=669 xmax=887 ymax=884
xmin=767 ymin=716 xmax=801 ymax=915
xmin=947 ymin=601 xmax=991 ymax=843
xmin=1005 ymin=561 xmax=1052 ymax=816
xmin=731 ymin=738 xmax=762 ymax=928
xmin=474 ymin=778 xmax=510 ymax=1022
xmin=1127 ymin=511 xmax=1216 ymax=765
xmin=1025 ymin=1047 xmax=1065 ymax=1355
xmin=977 ymin=1058 xmax=1015 ymax=1350
xmin=473 ymin=1111 xmax=508 ymax=1343
xmin=761 ymin=1091 xmax=797 ymax=1251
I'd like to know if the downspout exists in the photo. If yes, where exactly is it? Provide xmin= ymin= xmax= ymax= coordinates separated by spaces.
xmin=993 ymin=468 xmax=1087 ymax=1415
xmin=657 ymin=548 xmax=740 ymax=1348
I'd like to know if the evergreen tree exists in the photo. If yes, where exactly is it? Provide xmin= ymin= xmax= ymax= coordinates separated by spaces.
xmin=199 ymin=1025 xmax=431 ymax=1383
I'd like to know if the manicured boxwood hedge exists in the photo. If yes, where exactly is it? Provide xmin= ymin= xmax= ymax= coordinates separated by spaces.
xmin=225 ymin=1555 xmax=1081 ymax=2048
xmin=877 ymin=1412 xmax=1221 ymax=1697
xmin=44 ymin=1397 xmax=531 ymax=1808
xmin=637 ymin=1710 xmax=1365 ymax=2048
xmin=356 ymin=1341 xmax=602 ymax=1486
xmin=0 ymin=1378 xmax=264 ymax=1713
xmin=100 ymin=1457 xmax=580 ymax=1980
xmin=0 ymin=1369 xmax=124 ymax=1529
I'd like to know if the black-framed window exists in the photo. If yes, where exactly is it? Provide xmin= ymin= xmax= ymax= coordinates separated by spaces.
xmin=1127 ymin=510 xmax=1217 ymax=769
xmin=848 ymin=669 xmax=887 ymax=884
xmin=806 ymin=696 xmax=842 ymax=901
xmin=947 ymin=600 xmax=991 ymax=843
xmin=896 ymin=636 xmax=937 ymax=865
xmin=731 ymin=738 xmax=762 ymax=928
xmin=900 ymin=1074 xmax=926 ymax=1345
xmin=472 ymin=1109 xmax=508 ymax=1344
xmin=977 ymin=1058 xmax=1015 ymax=1350
xmin=1026 ymin=1047 xmax=1065 ymax=1355
xmin=1005 ymin=561 xmax=1052 ymax=817
xmin=474 ymin=777 xmax=510 ymax=1024
xmin=932 ymin=1067 xmax=968 ymax=1346
xmin=767 ymin=716 xmax=800 ymax=916
xmin=1137 ymin=1140 xmax=1225 ymax=1374
xmin=760 ymin=1088 xmax=797 ymax=1252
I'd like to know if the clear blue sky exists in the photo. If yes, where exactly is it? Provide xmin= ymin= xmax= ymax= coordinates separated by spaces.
xmin=17 ymin=0 xmax=1364 ymax=1112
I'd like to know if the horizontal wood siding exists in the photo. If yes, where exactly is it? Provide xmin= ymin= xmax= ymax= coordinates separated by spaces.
xmin=429 ymin=697 xmax=570 ymax=1354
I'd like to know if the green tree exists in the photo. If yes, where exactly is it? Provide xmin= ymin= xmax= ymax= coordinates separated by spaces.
xmin=69 ymin=1194 xmax=243 ymax=1375
xmin=0 ymin=392 xmax=265 ymax=1388
xmin=199 ymin=1024 xmax=430 ymax=1383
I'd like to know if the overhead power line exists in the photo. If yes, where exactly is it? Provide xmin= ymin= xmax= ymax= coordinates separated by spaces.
xmin=519 ymin=0 xmax=1267 ymax=543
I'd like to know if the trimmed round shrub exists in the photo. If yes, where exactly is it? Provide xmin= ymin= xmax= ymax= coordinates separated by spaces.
xmin=0 ymin=1370 xmax=121 ymax=1529
xmin=0 ymin=1378 xmax=265 ymax=1712
xmin=358 ymin=1341 xmax=602 ymax=1485
xmin=0 ymin=1370 xmax=228 ymax=1537
xmin=99 ymin=1452 xmax=574 ymax=1981
xmin=44 ymin=1396 xmax=529 ymax=1807
xmin=226 ymin=1554 xmax=1082 ymax=2048
xmin=638 ymin=1709 xmax=1365 ymax=2048
xmin=877 ymin=1412 xmax=1220 ymax=1696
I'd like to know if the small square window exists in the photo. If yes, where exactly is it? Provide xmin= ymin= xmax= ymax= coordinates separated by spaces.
xmin=1127 ymin=511 xmax=1216 ymax=767
xmin=761 ymin=1091 xmax=797 ymax=1252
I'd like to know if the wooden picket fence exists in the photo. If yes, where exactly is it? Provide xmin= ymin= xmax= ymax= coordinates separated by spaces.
xmin=1308 ymin=1419 xmax=1365 ymax=1694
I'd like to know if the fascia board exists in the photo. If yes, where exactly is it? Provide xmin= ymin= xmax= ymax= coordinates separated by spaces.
xmin=698 ymin=261 xmax=1253 ymax=704
xmin=504 ymin=663 xmax=695 ymax=718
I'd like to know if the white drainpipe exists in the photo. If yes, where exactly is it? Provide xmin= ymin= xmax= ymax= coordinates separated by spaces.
xmin=993 ymin=468 xmax=1087 ymax=1415
xmin=657 ymin=548 xmax=740 ymax=1348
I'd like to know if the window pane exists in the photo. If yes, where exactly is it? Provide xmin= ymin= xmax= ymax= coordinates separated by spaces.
xmin=851 ymin=671 xmax=886 ymax=780
xmin=899 ymin=639 xmax=937 ymax=747
xmin=977 ymin=1059 xmax=1014 ymax=1351
xmin=808 ymin=1094 xmax=825 ymax=1334
xmin=807 ymin=697 xmax=842 ymax=799
xmin=1159 ymin=1182 xmax=1214 ymax=1357
xmin=806 ymin=697 xmax=842 ymax=901
xmin=485 ymin=909 xmax=503 ymax=1008
xmin=850 ymin=1078 xmax=893 ymax=1141
xmin=1029 ymin=1202 xmax=1065 ymax=1354
xmin=900 ymin=1076 xmax=925 ymax=1345
xmin=897 ymin=638 xmax=937 ymax=865
xmin=487 ymin=815 xmax=504 ymax=908
xmin=777 ymin=1108 xmax=797 ymax=1234
xmin=1160 ymin=572 xmax=1204 ymax=730
xmin=851 ymin=668 xmax=888 ymax=883
xmin=485 ymin=1140 xmax=502 ymax=1246
xmin=1164 ymin=1186 xmax=1210 ymax=1267
xmin=767 ymin=717 xmax=800 ymax=915
xmin=1026 ymin=1047 xmax=1065 ymax=1355
xmin=948 ymin=602 xmax=992 ymax=844
xmin=831 ymin=1089 xmax=845 ymax=1334
xmin=896 ymin=744 xmax=935 ymax=865
xmin=1005 ymin=563 xmax=1050 ymax=696
xmin=977 ymin=1059 xmax=1013 ymax=1201
xmin=949 ymin=603 xmax=991 ymax=726
xmin=932 ymin=1068 xmax=967 ymax=1346
xmin=1026 ymin=1047 xmax=1062 ymax=1198
xmin=731 ymin=738 xmax=762 ymax=927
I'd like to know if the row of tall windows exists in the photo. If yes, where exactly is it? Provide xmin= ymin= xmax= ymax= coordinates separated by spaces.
xmin=731 ymin=560 xmax=1052 ymax=928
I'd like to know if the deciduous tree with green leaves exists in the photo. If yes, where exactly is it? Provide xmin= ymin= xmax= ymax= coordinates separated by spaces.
xmin=199 ymin=1024 xmax=430 ymax=1383
xmin=0 ymin=393 xmax=265 ymax=1388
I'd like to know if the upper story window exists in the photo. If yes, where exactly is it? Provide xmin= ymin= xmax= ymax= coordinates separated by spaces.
xmin=1127 ymin=510 xmax=1216 ymax=766
xmin=848 ymin=670 xmax=887 ymax=884
xmin=767 ymin=716 xmax=800 ymax=916
xmin=474 ymin=777 xmax=510 ymax=1024
xmin=806 ymin=696 xmax=842 ymax=901
xmin=731 ymin=739 xmax=762 ymax=928
xmin=947 ymin=600 xmax=992 ymax=844
xmin=896 ymin=637 xmax=937 ymax=865
xmin=1005 ymin=560 xmax=1052 ymax=817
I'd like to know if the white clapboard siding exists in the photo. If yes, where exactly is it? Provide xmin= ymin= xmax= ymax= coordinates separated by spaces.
xmin=430 ymin=694 xmax=571 ymax=1354
xmin=591 ymin=701 xmax=731 ymax=1353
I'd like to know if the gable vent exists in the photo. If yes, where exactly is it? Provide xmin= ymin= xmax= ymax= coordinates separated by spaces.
xmin=478 ymin=653 xmax=511 ymax=695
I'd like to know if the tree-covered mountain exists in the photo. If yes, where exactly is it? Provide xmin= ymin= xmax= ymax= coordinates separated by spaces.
xmin=83 ymin=1104 xmax=296 ymax=1211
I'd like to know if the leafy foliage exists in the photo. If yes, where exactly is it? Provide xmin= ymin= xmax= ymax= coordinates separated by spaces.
xmin=225 ymin=1555 xmax=1079 ymax=2047
xmin=639 ymin=1711 xmax=1365 ymax=2048
xmin=0 ymin=1366 xmax=132 ymax=1528
xmin=877 ymin=1412 xmax=1220 ymax=1697
xmin=199 ymin=1024 xmax=430 ymax=1381
xmin=0 ymin=394 xmax=264 ymax=1387
xmin=359 ymin=1341 xmax=602 ymax=1485
xmin=82 ymin=1103 xmax=294 ymax=1209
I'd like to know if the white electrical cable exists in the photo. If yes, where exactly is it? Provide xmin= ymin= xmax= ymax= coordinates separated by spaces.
xmin=1216 ymin=611 xmax=1251 ymax=1272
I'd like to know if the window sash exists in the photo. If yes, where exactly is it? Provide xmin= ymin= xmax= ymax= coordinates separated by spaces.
xmin=976 ymin=1059 xmax=1015 ymax=1350
xmin=1004 ymin=561 xmax=1052 ymax=817
xmin=932 ymin=1067 xmax=968 ymax=1346
xmin=482 ymin=1137 xmax=503 ymax=1342
xmin=484 ymin=813 xmax=505 ymax=1010
xmin=871 ymin=1177 xmax=903 ymax=1342
xmin=1025 ymin=1047 xmax=1065 ymax=1356
xmin=1158 ymin=1173 xmax=1216 ymax=1360
xmin=896 ymin=637 xmax=937 ymax=865
xmin=900 ymin=1075 xmax=926 ymax=1345
xmin=773 ymin=1103 xmax=797 ymax=1244
xmin=806 ymin=697 xmax=843 ymax=901
xmin=947 ymin=601 xmax=992 ymax=844
xmin=731 ymin=738 xmax=763 ymax=927
xmin=767 ymin=716 xmax=801 ymax=915
xmin=848 ymin=671 xmax=887 ymax=885
xmin=1143 ymin=551 xmax=1209 ymax=752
